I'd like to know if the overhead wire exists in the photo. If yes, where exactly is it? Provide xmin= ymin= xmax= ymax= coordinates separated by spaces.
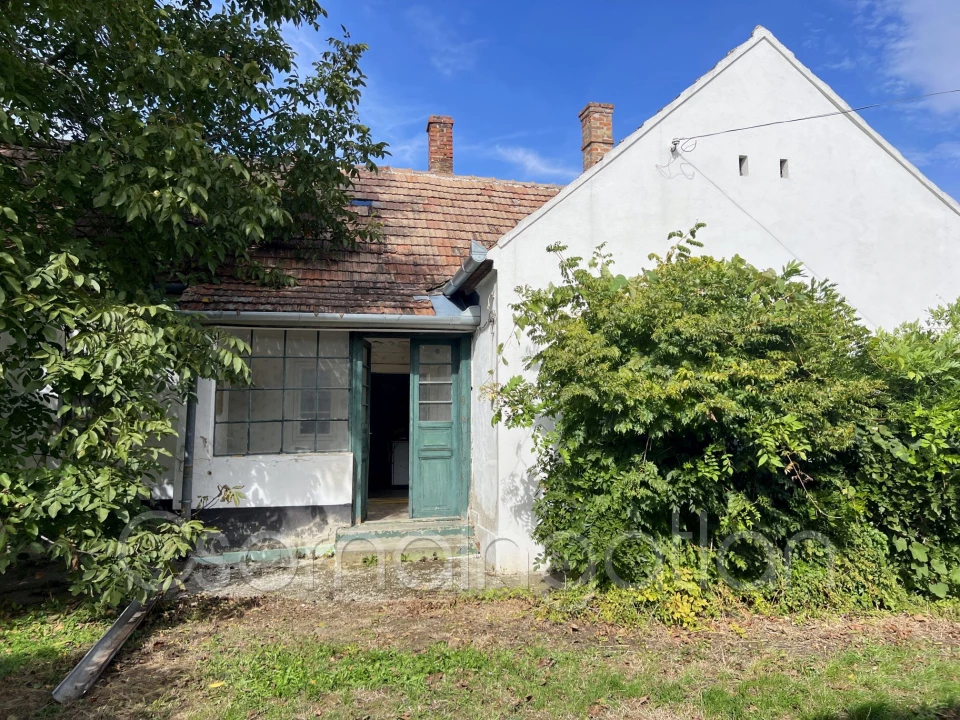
xmin=670 ymin=88 xmax=960 ymax=148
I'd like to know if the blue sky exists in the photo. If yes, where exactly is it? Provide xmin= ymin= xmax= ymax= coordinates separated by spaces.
xmin=289 ymin=0 xmax=960 ymax=199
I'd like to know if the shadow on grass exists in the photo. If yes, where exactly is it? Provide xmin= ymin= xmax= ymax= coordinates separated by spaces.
xmin=809 ymin=700 xmax=960 ymax=719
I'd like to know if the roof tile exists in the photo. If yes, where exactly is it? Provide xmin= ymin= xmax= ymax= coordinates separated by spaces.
xmin=180 ymin=167 xmax=560 ymax=315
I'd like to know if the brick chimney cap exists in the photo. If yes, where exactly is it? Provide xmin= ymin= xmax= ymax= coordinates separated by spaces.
xmin=578 ymin=102 xmax=614 ymax=119
xmin=426 ymin=115 xmax=454 ymax=129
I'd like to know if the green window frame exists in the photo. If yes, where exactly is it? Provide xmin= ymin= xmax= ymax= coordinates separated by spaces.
xmin=213 ymin=329 xmax=351 ymax=456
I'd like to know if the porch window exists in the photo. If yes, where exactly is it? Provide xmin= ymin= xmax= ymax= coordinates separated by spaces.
xmin=214 ymin=329 xmax=350 ymax=455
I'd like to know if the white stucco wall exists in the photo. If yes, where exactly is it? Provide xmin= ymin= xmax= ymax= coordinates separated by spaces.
xmin=189 ymin=378 xmax=353 ymax=509
xmin=482 ymin=29 xmax=960 ymax=572
xmin=151 ymin=398 xmax=185 ymax=502
xmin=468 ymin=273 xmax=502 ymax=565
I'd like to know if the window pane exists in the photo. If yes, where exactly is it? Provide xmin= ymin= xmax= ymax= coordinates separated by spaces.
xmin=421 ymin=364 xmax=452 ymax=381
xmin=316 ymin=421 xmax=349 ymax=451
xmin=283 ymin=421 xmax=316 ymax=453
xmin=318 ymin=358 xmax=350 ymax=387
xmin=319 ymin=331 xmax=349 ymax=358
xmin=250 ymin=390 xmax=282 ymax=421
xmin=285 ymin=358 xmax=318 ymax=388
xmin=215 ymin=390 xmax=248 ymax=423
xmin=251 ymin=358 xmax=283 ymax=388
xmin=252 ymin=329 xmax=284 ymax=356
xmin=249 ymin=422 xmax=281 ymax=454
xmin=286 ymin=330 xmax=317 ymax=357
xmin=420 ymin=345 xmax=451 ymax=363
xmin=213 ymin=328 xmax=352 ymax=456
xmin=420 ymin=383 xmax=452 ymax=402
xmin=321 ymin=389 xmax=349 ymax=419
xmin=419 ymin=402 xmax=452 ymax=422
xmin=284 ymin=389 xmax=348 ymax=420
xmin=214 ymin=423 xmax=247 ymax=455
xmin=285 ymin=388 xmax=316 ymax=421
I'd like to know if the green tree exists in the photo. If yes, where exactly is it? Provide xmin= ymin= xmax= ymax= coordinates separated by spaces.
xmin=0 ymin=0 xmax=385 ymax=605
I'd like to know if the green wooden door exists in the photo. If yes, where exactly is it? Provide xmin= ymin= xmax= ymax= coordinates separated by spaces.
xmin=351 ymin=337 xmax=372 ymax=523
xmin=410 ymin=339 xmax=461 ymax=518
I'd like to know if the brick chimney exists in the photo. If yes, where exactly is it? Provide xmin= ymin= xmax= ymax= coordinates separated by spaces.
xmin=578 ymin=102 xmax=614 ymax=171
xmin=426 ymin=115 xmax=454 ymax=174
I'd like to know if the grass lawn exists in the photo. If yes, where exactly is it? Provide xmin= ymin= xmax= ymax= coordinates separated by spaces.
xmin=3 ymin=592 xmax=960 ymax=719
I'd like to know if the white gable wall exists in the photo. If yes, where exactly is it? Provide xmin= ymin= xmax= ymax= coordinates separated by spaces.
xmin=479 ymin=30 xmax=960 ymax=573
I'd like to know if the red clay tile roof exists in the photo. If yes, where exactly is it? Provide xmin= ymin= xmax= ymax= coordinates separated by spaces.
xmin=179 ymin=167 xmax=561 ymax=315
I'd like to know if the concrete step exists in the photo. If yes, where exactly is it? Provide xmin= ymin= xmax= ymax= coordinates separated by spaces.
xmin=335 ymin=519 xmax=476 ymax=565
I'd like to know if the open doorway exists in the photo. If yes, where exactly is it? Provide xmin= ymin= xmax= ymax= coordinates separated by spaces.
xmin=366 ymin=338 xmax=410 ymax=522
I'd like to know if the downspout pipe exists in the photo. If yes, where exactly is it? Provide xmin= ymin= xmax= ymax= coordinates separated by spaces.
xmin=443 ymin=240 xmax=488 ymax=297
xmin=180 ymin=378 xmax=197 ymax=520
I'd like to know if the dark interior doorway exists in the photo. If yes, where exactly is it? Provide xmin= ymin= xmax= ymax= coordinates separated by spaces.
xmin=368 ymin=372 xmax=410 ymax=500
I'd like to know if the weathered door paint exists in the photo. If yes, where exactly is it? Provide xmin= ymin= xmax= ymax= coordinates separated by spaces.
xmin=350 ymin=337 xmax=372 ymax=523
xmin=409 ymin=339 xmax=461 ymax=518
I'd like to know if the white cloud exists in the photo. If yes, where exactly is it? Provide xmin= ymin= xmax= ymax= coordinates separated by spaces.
xmin=856 ymin=0 xmax=960 ymax=112
xmin=823 ymin=56 xmax=857 ymax=71
xmin=406 ymin=6 xmax=485 ymax=77
xmin=492 ymin=146 xmax=580 ymax=182
xmin=907 ymin=141 xmax=960 ymax=167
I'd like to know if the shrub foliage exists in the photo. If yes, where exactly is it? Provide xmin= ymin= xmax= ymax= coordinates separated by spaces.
xmin=494 ymin=226 xmax=960 ymax=607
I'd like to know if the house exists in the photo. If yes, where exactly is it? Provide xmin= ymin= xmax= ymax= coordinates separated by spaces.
xmin=165 ymin=26 xmax=960 ymax=572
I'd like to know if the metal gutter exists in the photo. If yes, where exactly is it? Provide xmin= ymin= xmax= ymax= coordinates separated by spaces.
xmin=52 ymin=594 xmax=161 ymax=704
xmin=443 ymin=240 xmax=488 ymax=297
xmin=182 ymin=307 xmax=480 ymax=330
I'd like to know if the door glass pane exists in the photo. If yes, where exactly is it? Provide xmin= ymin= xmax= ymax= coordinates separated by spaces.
xmin=251 ymin=358 xmax=283 ymax=388
xmin=286 ymin=330 xmax=318 ymax=357
xmin=249 ymin=422 xmax=281 ymax=454
xmin=214 ymin=423 xmax=247 ymax=455
xmin=420 ymin=383 xmax=452 ymax=402
xmin=316 ymin=421 xmax=349 ymax=451
xmin=421 ymin=364 xmax=452 ymax=381
xmin=215 ymin=390 xmax=248 ymax=422
xmin=419 ymin=402 xmax=452 ymax=422
xmin=318 ymin=331 xmax=349 ymax=358
xmin=252 ymin=329 xmax=284 ymax=356
xmin=420 ymin=345 xmax=452 ymax=363
xmin=250 ymin=390 xmax=282 ymax=421
xmin=283 ymin=422 xmax=316 ymax=453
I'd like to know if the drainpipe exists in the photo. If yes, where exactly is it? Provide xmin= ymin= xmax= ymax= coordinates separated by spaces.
xmin=180 ymin=379 xmax=197 ymax=520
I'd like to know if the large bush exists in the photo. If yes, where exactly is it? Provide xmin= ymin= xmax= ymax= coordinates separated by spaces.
xmin=494 ymin=226 xmax=960 ymax=604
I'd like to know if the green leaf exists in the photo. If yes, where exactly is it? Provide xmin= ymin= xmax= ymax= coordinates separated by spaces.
xmin=910 ymin=542 xmax=928 ymax=563
xmin=893 ymin=537 xmax=908 ymax=552
xmin=929 ymin=582 xmax=949 ymax=599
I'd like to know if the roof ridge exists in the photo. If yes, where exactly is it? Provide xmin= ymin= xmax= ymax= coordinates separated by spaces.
xmin=360 ymin=166 xmax=564 ymax=189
